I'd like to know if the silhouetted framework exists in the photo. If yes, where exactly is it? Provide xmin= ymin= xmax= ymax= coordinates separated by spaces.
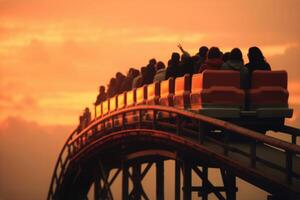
xmin=48 ymin=105 xmax=300 ymax=200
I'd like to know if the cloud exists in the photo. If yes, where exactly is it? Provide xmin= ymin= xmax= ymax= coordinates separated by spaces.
xmin=269 ymin=45 xmax=300 ymax=80
xmin=0 ymin=85 xmax=97 ymax=125
xmin=0 ymin=116 xmax=73 ymax=200
xmin=0 ymin=92 xmax=37 ymax=112
xmin=0 ymin=0 xmax=299 ymax=126
xmin=134 ymin=33 xmax=205 ymax=44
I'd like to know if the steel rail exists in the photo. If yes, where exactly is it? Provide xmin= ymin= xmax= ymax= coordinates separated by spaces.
xmin=71 ymin=105 xmax=300 ymax=155
xmin=48 ymin=105 xmax=300 ymax=199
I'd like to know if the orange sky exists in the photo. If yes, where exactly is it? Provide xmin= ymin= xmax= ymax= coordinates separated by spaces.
xmin=0 ymin=0 xmax=300 ymax=125
xmin=0 ymin=1 xmax=300 ymax=199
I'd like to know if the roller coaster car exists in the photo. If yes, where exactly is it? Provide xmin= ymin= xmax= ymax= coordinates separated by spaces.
xmin=247 ymin=70 xmax=292 ymax=118
xmin=94 ymin=70 xmax=293 ymax=132
xmin=241 ymin=70 xmax=293 ymax=131
xmin=190 ymin=70 xmax=245 ymax=118
xmin=188 ymin=70 xmax=293 ymax=131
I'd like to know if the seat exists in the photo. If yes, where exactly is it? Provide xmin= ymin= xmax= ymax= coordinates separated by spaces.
xmin=136 ymin=85 xmax=147 ymax=105
xmin=126 ymin=89 xmax=136 ymax=107
xmin=157 ymin=78 xmax=175 ymax=119
xmin=159 ymin=78 xmax=175 ymax=107
xmin=117 ymin=92 xmax=126 ymax=110
xmin=190 ymin=70 xmax=245 ymax=118
xmin=109 ymin=96 xmax=117 ymax=113
xmin=190 ymin=73 xmax=204 ymax=110
xmin=248 ymin=70 xmax=292 ymax=118
xmin=147 ymin=82 xmax=160 ymax=105
xmin=102 ymin=100 xmax=109 ymax=116
xmin=173 ymin=74 xmax=191 ymax=109
xmin=95 ymin=104 xmax=101 ymax=118
xmin=125 ymin=89 xmax=137 ymax=124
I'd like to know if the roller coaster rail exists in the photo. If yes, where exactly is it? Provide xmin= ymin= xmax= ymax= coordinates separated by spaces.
xmin=48 ymin=105 xmax=300 ymax=200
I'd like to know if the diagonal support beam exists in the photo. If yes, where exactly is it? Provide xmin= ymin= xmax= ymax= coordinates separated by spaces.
xmin=141 ymin=162 xmax=153 ymax=180
xmin=98 ymin=162 xmax=113 ymax=200
xmin=128 ymin=162 xmax=153 ymax=200
xmin=193 ymin=166 xmax=226 ymax=200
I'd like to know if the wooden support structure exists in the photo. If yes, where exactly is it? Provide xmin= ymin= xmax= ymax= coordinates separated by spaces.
xmin=202 ymin=166 xmax=208 ymax=200
xmin=132 ymin=163 xmax=142 ymax=200
xmin=175 ymin=160 xmax=181 ymax=200
xmin=183 ymin=161 xmax=191 ymax=200
xmin=156 ymin=160 xmax=164 ymax=200
xmin=122 ymin=163 xmax=129 ymax=200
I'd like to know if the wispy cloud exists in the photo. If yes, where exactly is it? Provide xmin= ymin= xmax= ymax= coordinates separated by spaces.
xmin=134 ymin=33 xmax=205 ymax=44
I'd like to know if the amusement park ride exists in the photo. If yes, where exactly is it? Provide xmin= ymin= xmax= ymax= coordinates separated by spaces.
xmin=48 ymin=70 xmax=300 ymax=200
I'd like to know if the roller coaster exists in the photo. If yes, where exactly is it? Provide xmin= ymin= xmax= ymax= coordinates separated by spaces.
xmin=48 ymin=70 xmax=300 ymax=200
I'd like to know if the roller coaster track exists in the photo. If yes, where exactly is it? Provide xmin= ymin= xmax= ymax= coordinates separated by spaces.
xmin=48 ymin=105 xmax=300 ymax=200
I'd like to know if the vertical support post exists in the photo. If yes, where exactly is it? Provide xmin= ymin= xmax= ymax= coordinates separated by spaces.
xmin=292 ymin=135 xmax=296 ymax=145
xmin=198 ymin=121 xmax=205 ymax=144
xmin=226 ymin=170 xmax=236 ymax=200
xmin=183 ymin=161 xmax=191 ymax=200
xmin=132 ymin=163 xmax=142 ymax=200
xmin=103 ymin=119 xmax=106 ymax=130
xmin=223 ymin=130 xmax=229 ymax=156
xmin=176 ymin=115 xmax=181 ymax=135
xmin=94 ymin=166 xmax=101 ymax=200
xmin=251 ymin=140 xmax=257 ymax=168
xmin=122 ymin=113 xmax=126 ymax=129
xmin=112 ymin=115 xmax=115 ymax=129
xmin=286 ymin=151 xmax=293 ymax=184
xmin=202 ymin=166 xmax=208 ymax=200
xmin=122 ymin=163 xmax=129 ymax=200
xmin=152 ymin=110 xmax=157 ymax=129
xmin=156 ymin=160 xmax=164 ymax=200
xmin=175 ymin=161 xmax=181 ymax=200
xmin=138 ymin=110 xmax=142 ymax=129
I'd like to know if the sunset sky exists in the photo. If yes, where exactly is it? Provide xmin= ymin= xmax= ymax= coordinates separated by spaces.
xmin=0 ymin=0 xmax=300 ymax=199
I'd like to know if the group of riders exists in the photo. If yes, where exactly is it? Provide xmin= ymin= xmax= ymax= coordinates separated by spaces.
xmin=78 ymin=45 xmax=271 ymax=130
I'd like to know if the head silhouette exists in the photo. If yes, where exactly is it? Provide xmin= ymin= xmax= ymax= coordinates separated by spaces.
xmin=230 ymin=48 xmax=243 ymax=61
xmin=223 ymin=52 xmax=231 ymax=62
xmin=132 ymin=68 xmax=140 ymax=78
xmin=141 ymin=66 xmax=147 ymax=77
xmin=198 ymin=46 xmax=209 ymax=57
xmin=207 ymin=47 xmax=221 ymax=59
xmin=171 ymin=52 xmax=180 ymax=62
xmin=248 ymin=46 xmax=265 ymax=63
xmin=156 ymin=61 xmax=165 ymax=70
xmin=149 ymin=58 xmax=157 ymax=66
xmin=116 ymin=72 xmax=125 ymax=79
xmin=99 ymin=85 xmax=105 ymax=93
xmin=109 ymin=78 xmax=116 ymax=87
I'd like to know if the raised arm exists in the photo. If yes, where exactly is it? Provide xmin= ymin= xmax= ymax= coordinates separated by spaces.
xmin=177 ymin=43 xmax=190 ymax=57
